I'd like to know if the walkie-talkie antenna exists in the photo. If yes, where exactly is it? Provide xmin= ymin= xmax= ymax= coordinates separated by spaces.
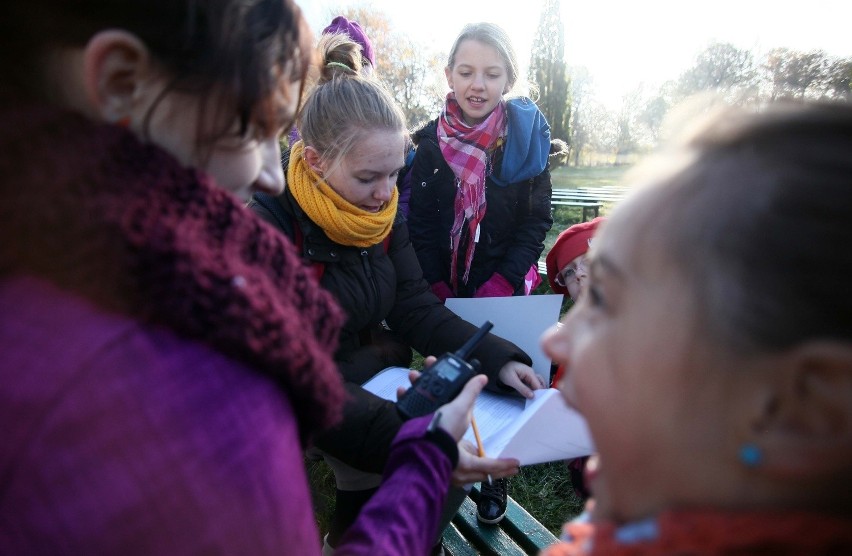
xmin=454 ymin=321 xmax=493 ymax=359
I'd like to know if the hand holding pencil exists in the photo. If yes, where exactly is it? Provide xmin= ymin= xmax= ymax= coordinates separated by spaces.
xmin=443 ymin=377 xmax=520 ymax=486
xmin=471 ymin=414 xmax=493 ymax=485
xmin=403 ymin=357 xmax=522 ymax=486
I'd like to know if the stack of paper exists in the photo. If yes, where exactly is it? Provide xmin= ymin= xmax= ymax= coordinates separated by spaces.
xmin=363 ymin=366 xmax=594 ymax=466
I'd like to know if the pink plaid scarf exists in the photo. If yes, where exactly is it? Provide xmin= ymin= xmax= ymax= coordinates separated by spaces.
xmin=438 ymin=92 xmax=506 ymax=288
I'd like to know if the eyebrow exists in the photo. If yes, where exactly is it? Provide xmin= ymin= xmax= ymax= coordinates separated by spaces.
xmin=455 ymin=63 xmax=504 ymax=72
xmin=589 ymin=254 xmax=624 ymax=283
xmin=354 ymin=165 xmax=407 ymax=177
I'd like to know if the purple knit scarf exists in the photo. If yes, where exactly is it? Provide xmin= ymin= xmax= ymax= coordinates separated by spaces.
xmin=0 ymin=101 xmax=346 ymax=442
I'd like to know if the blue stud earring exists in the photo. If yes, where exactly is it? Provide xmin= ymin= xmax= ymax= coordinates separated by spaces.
xmin=739 ymin=443 xmax=763 ymax=468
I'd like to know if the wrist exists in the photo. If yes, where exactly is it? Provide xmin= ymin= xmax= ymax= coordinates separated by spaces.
xmin=425 ymin=411 xmax=459 ymax=468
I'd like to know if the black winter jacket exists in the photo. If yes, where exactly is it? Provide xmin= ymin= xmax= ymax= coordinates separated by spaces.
xmin=408 ymin=119 xmax=553 ymax=297
xmin=248 ymin=152 xmax=532 ymax=473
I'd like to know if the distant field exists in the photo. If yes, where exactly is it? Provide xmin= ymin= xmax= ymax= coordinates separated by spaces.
xmin=542 ymin=165 xmax=632 ymax=262
xmin=550 ymin=164 xmax=631 ymax=190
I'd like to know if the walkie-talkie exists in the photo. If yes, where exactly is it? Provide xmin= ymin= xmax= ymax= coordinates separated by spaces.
xmin=396 ymin=321 xmax=493 ymax=419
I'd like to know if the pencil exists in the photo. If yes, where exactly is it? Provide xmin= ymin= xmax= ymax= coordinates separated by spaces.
xmin=471 ymin=414 xmax=492 ymax=485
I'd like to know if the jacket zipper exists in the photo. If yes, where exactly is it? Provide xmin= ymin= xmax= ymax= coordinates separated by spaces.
xmin=361 ymin=249 xmax=380 ymax=305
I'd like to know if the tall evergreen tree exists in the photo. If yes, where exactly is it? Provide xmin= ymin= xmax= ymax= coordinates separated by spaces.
xmin=529 ymin=0 xmax=570 ymax=145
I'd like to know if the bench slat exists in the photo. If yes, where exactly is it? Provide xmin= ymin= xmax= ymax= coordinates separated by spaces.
xmin=442 ymin=486 xmax=557 ymax=555
xmin=551 ymin=193 xmax=621 ymax=203
xmin=442 ymin=522 xmax=480 ymax=556
xmin=550 ymin=200 xmax=602 ymax=206
xmin=448 ymin=495 xmax=528 ymax=555
xmin=499 ymin=496 xmax=560 ymax=554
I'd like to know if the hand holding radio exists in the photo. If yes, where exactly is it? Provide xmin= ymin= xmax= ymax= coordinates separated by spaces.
xmin=396 ymin=321 xmax=494 ymax=419
xmin=394 ymin=322 xmax=525 ymax=485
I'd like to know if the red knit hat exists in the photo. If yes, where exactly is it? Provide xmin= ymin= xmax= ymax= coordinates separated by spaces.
xmin=546 ymin=217 xmax=605 ymax=295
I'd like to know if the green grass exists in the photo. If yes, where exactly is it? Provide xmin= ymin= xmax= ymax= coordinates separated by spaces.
xmin=308 ymin=167 xmax=628 ymax=541
xmin=306 ymin=458 xmax=337 ymax=536
xmin=511 ymin=461 xmax=585 ymax=534
xmin=550 ymin=165 xmax=630 ymax=190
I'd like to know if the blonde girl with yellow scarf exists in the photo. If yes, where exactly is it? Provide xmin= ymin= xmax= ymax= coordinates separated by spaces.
xmin=248 ymin=32 xmax=543 ymax=555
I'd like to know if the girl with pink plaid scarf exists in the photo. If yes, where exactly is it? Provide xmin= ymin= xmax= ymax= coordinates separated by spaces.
xmin=408 ymin=21 xmax=557 ymax=526
xmin=408 ymin=22 xmax=555 ymax=302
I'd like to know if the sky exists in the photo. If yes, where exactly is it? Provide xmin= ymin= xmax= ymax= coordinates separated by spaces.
xmin=296 ymin=0 xmax=851 ymax=108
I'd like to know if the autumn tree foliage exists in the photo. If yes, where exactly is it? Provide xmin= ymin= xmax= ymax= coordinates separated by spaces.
xmin=528 ymin=0 xmax=571 ymax=146
xmin=337 ymin=6 xmax=445 ymax=127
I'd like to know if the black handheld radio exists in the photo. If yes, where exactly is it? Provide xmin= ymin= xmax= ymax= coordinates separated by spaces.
xmin=396 ymin=321 xmax=493 ymax=419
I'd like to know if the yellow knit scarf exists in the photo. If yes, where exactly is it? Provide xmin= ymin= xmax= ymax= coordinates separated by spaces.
xmin=287 ymin=141 xmax=398 ymax=248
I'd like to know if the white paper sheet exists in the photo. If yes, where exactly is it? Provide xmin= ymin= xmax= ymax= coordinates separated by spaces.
xmin=445 ymin=295 xmax=563 ymax=386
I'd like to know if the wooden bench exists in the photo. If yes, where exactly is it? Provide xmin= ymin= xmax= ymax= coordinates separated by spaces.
xmin=540 ymin=187 xmax=630 ymax=278
xmin=550 ymin=188 xmax=629 ymax=222
xmin=553 ymin=188 xmax=625 ymax=199
xmin=573 ymin=186 xmax=629 ymax=201
xmin=549 ymin=198 xmax=602 ymax=222
xmin=552 ymin=187 xmax=628 ymax=204
xmin=441 ymin=485 xmax=558 ymax=555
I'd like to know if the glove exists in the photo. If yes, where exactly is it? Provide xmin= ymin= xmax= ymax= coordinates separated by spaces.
xmin=474 ymin=273 xmax=515 ymax=298
xmin=430 ymin=281 xmax=454 ymax=303
xmin=523 ymin=264 xmax=542 ymax=295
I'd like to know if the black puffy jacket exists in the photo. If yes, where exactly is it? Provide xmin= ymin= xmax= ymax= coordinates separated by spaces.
xmin=247 ymin=151 xmax=531 ymax=473
xmin=408 ymin=119 xmax=553 ymax=297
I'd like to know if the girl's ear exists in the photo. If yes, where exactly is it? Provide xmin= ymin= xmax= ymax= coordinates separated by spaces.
xmin=444 ymin=66 xmax=454 ymax=91
xmin=750 ymin=341 xmax=852 ymax=478
xmin=82 ymin=30 xmax=151 ymax=124
xmin=302 ymin=146 xmax=325 ymax=176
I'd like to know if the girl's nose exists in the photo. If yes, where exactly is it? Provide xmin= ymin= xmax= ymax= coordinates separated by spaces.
xmin=541 ymin=322 xmax=564 ymax=359
xmin=541 ymin=311 xmax=577 ymax=365
xmin=374 ymin=178 xmax=394 ymax=202
xmin=575 ymin=260 xmax=589 ymax=280
xmin=254 ymin=138 xmax=285 ymax=195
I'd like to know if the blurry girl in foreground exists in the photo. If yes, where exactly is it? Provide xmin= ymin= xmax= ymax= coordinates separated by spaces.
xmin=540 ymin=101 xmax=852 ymax=554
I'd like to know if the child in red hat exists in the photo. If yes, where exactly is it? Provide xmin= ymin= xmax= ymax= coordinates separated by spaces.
xmin=546 ymin=216 xmax=605 ymax=304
